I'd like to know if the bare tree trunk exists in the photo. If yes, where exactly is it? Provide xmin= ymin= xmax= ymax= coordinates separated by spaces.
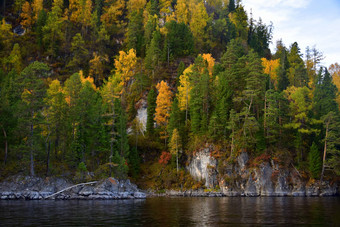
xmin=45 ymin=127 xmax=51 ymax=176
xmin=176 ymin=140 xmax=178 ymax=173
xmin=278 ymin=100 xmax=282 ymax=137
xmin=2 ymin=127 xmax=8 ymax=165
xmin=264 ymin=92 xmax=267 ymax=136
xmin=167 ymin=45 xmax=170 ymax=67
xmin=320 ymin=120 xmax=329 ymax=182
xmin=46 ymin=140 xmax=50 ymax=176
xmin=231 ymin=128 xmax=234 ymax=157
xmin=185 ymin=90 xmax=188 ymax=123
xmin=30 ymin=121 xmax=35 ymax=176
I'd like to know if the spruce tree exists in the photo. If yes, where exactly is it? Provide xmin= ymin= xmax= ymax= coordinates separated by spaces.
xmin=313 ymin=68 xmax=338 ymax=119
xmin=308 ymin=142 xmax=322 ymax=179
xmin=18 ymin=62 xmax=49 ymax=176
xmin=146 ymin=87 xmax=156 ymax=136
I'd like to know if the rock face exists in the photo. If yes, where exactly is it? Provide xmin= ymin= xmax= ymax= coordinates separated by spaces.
xmin=136 ymin=99 xmax=147 ymax=132
xmin=188 ymin=148 xmax=339 ymax=197
xmin=187 ymin=146 xmax=218 ymax=188
xmin=0 ymin=175 xmax=146 ymax=200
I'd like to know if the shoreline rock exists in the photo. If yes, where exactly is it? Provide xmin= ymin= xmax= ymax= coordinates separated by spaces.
xmin=187 ymin=148 xmax=339 ymax=197
xmin=0 ymin=175 xmax=146 ymax=200
xmin=146 ymin=187 xmax=339 ymax=198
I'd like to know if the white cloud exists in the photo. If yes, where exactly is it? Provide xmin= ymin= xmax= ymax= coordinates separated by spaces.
xmin=242 ymin=0 xmax=340 ymax=67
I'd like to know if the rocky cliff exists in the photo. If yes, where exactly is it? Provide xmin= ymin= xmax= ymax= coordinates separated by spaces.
xmin=187 ymin=147 xmax=338 ymax=197
xmin=0 ymin=175 xmax=146 ymax=200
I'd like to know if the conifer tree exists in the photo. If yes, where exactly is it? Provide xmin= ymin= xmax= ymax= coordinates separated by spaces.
xmin=89 ymin=52 xmax=109 ymax=85
xmin=44 ymin=80 xmax=68 ymax=162
xmin=101 ymin=75 xmax=122 ymax=164
xmin=42 ymin=0 xmax=64 ymax=59
xmin=308 ymin=141 xmax=321 ymax=179
xmin=313 ymin=68 xmax=338 ymax=119
xmin=126 ymin=10 xmax=144 ymax=56
xmin=146 ymin=87 xmax=156 ymax=136
xmin=189 ymin=1 xmax=209 ymax=50
xmin=321 ymin=111 xmax=340 ymax=179
xmin=169 ymin=128 xmax=181 ymax=172
xmin=20 ymin=1 xmax=33 ymax=30
xmin=113 ymin=98 xmax=129 ymax=177
xmin=100 ymin=0 xmax=125 ymax=32
xmin=67 ymin=33 xmax=89 ymax=71
xmin=155 ymin=80 xmax=173 ymax=142
xmin=3 ymin=43 xmax=23 ymax=73
xmin=32 ymin=0 xmax=43 ymax=22
xmin=274 ymin=40 xmax=290 ymax=91
xmin=0 ymin=19 xmax=13 ymax=56
xmin=288 ymin=42 xmax=308 ymax=87
xmin=329 ymin=63 xmax=340 ymax=110
xmin=175 ymin=0 xmax=189 ymax=25
xmin=19 ymin=62 xmax=49 ymax=176
xmin=114 ymin=49 xmax=137 ymax=88
xmin=262 ymin=58 xmax=280 ymax=89
xmin=145 ymin=30 xmax=161 ymax=76
xmin=177 ymin=65 xmax=192 ymax=122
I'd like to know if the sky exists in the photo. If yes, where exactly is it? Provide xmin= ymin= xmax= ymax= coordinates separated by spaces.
xmin=242 ymin=0 xmax=340 ymax=68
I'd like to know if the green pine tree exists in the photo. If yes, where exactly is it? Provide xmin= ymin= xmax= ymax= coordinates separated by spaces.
xmin=308 ymin=142 xmax=322 ymax=179
xmin=146 ymin=87 xmax=157 ymax=136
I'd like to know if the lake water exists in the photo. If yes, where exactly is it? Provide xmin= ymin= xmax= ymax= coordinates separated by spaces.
xmin=1 ymin=197 xmax=339 ymax=226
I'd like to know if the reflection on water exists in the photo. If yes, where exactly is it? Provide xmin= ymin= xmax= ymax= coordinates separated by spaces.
xmin=0 ymin=197 xmax=339 ymax=226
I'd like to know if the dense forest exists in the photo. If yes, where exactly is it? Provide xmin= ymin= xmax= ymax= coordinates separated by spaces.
xmin=0 ymin=0 xmax=339 ymax=189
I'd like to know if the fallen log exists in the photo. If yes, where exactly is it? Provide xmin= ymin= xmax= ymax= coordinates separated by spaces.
xmin=44 ymin=181 xmax=98 ymax=199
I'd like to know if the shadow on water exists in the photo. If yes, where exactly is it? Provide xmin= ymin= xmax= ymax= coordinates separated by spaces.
xmin=0 ymin=197 xmax=339 ymax=226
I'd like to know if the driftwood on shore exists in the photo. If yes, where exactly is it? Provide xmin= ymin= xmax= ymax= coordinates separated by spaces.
xmin=44 ymin=181 xmax=98 ymax=199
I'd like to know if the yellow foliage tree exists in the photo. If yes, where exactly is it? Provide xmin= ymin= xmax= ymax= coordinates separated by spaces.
xmin=101 ymin=74 xmax=122 ymax=104
xmin=79 ymin=70 xmax=97 ymax=90
xmin=101 ymin=0 xmax=125 ymax=29
xmin=127 ymin=0 xmax=146 ymax=14
xmin=32 ymin=0 xmax=43 ymax=22
xmin=69 ymin=0 xmax=80 ymax=23
xmin=159 ymin=0 xmax=175 ymax=23
xmin=201 ymin=53 xmax=215 ymax=76
xmin=261 ymin=58 xmax=280 ymax=89
xmin=177 ymin=65 xmax=193 ymax=121
xmin=169 ymin=128 xmax=181 ymax=172
xmin=155 ymin=80 xmax=173 ymax=141
xmin=114 ymin=48 xmax=137 ymax=88
xmin=329 ymin=63 xmax=340 ymax=110
xmin=89 ymin=52 xmax=109 ymax=84
xmin=175 ymin=0 xmax=189 ymax=25
xmin=69 ymin=0 xmax=92 ymax=31
xmin=4 ymin=43 xmax=22 ymax=73
xmin=189 ymin=2 xmax=208 ymax=49
xmin=82 ymin=0 xmax=93 ymax=28
xmin=0 ymin=19 xmax=14 ymax=57
xmin=20 ymin=1 xmax=33 ymax=30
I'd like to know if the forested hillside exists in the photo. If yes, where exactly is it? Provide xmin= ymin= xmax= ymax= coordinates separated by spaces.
xmin=0 ymin=0 xmax=339 ymax=188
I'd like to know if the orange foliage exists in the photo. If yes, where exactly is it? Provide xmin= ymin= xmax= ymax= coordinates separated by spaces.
xmin=251 ymin=153 xmax=271 ymax=167
xmin=159 ymin=151 xmax=171 ymax=165
xmin=261 ymin=58 xmax=280 ymax=90
xmin=20 ymin=1 xmax=33 ymax=30
xmin=155 ymin=80 xmax=173 ymax=140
